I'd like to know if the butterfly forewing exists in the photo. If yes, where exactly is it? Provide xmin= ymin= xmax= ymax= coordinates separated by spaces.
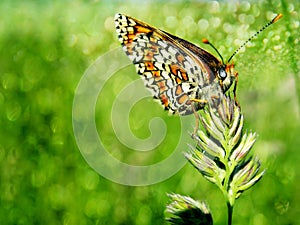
xmin=114 ymin=13 xmax=223 ymax=115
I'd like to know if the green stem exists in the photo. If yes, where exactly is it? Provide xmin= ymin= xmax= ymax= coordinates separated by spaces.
xmin=227 ymin=202 xmax=233 ymax=225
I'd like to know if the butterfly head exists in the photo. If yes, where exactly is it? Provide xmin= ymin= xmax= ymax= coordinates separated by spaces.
xmin=217 ymin=63 xmax=236 ymax=92
xmin=202 ymin=39 xmax=236 ymax=92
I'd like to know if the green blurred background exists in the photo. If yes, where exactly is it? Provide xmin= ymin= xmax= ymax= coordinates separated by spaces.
xmin=0 ymin=0 xmax=299 ymax=224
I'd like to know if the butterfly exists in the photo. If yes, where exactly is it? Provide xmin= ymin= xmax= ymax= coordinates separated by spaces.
xmin=114 ymin=13 xmax=282 ymax=116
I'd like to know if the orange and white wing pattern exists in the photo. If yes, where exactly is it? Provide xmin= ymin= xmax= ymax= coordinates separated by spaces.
xmin=114 ymin=13 xmax=225 ymax=115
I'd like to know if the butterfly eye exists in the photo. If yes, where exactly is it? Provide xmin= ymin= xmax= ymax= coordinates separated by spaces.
xmin=218 ymin=67 xmax=227 ymax=80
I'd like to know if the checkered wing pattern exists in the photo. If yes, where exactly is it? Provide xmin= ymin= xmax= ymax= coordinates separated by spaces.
xmin=114 ymin=13 xmax=221 ymax=115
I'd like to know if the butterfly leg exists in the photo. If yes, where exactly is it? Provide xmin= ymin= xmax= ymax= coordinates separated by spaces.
xmin=190 ymin=103 xmax=200 ymax=136
xmin=190 ymin=98 xmax=207 ymax=136
xmin=233 ymin=72 xmax=240 ymax=108
xmin=190 ymin=98 xmax=208 ymax=104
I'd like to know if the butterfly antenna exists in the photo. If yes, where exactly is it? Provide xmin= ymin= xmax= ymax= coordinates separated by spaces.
xmin=227 ymin=13 xmax=282 ymax=63
xmin=202 ymin=38 xmax=225 ymax=64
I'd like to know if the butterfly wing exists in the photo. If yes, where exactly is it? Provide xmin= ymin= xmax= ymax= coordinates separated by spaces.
xmin=114 ymin=13 xmax=222 ymax=115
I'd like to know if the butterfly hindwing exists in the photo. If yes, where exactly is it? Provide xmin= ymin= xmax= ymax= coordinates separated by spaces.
xmin=136 ymin=61 xmax=202 ymax=114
